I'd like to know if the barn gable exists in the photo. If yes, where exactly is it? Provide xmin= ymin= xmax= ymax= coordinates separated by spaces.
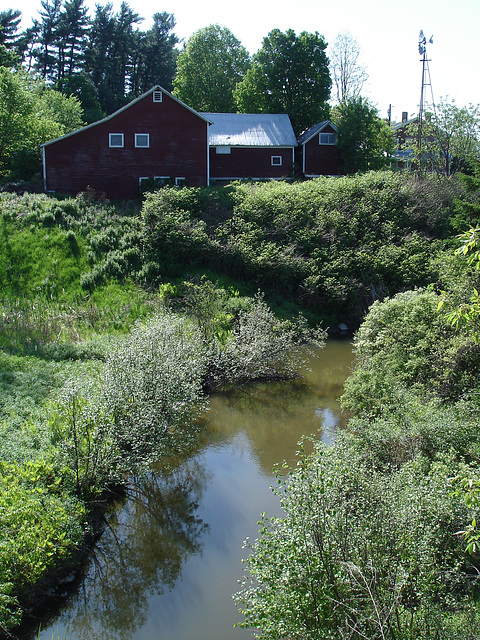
xmin=201 ymin=113 xmax=297 ymax=181
xmin=297 ymin=121 xmax=344 ymax=177
xmin=42 ymin=86 xmax=212 ymax=199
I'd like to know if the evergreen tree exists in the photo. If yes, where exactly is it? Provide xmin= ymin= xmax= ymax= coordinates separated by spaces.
xmin=130 ymin=12 xmax=178 ymax=96
xmin=0 ymin=10 xmax=22 ymax=48
xmin=84 ymin=2 xmax=115 ymax=111
xmin=35 ymin=0 xmax=63 ymax=81
xmin=58 ymin=0 xmax=90 ymax=78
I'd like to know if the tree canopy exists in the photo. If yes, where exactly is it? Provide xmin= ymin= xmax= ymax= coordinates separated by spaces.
xmin=2 ymin=2 xmax=180 ymax=117
xmin=412 ymin=99 xmax=480 ymax=177
xmin=0 ymin=66 xmax=84 ymax=177
xmin=234 ymin=28 xmax=331 ymax=136
xmin=332 ymin=96 xmax=394 ymax=173
xmin=173 ymin=24 xmax=250 ymax=113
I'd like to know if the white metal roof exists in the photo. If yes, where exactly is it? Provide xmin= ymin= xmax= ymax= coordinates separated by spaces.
xmin=202 ymin=113 xmax=297 ymax=147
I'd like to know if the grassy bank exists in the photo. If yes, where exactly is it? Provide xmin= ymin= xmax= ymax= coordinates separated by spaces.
xmin=0 ymin=169 xmax=478 ymax=634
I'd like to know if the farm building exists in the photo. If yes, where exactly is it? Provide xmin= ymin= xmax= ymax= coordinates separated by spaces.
xmin=296 ymin=121 xmax=344 ymax=177
xmin=42 ymin=86 xmax=345 ymax=199
xmin=42 ymin=86 xmax=211 ymax=199
xmin=201 ymin=113 xmax=298 ymax=182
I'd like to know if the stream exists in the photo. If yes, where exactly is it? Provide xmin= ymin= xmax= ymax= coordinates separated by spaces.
xmin=38 ymin=339 xmax=354 ymax=640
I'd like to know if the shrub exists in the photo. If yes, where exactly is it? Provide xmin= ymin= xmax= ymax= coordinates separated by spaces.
xmin=341 ymin=288 xmax=480 ymax=412
xmin=234 ymin=439 xmax=477 ymax=640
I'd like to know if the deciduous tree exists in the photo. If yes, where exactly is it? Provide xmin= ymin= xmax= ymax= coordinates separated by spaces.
xmin=173 ymin=24 xmax=250 ymax=112
xmin=0 ymin=66 xmax=83 ymax=176
xmin=412 ymin=99 xmax=480 ymax=176
xmin=329 ymin=31 xmax=368 ymax=103
xmin=332 ymin=96 xmax=394 ymax=173
xmin=234 ymin=29 xmax=331 ymax=136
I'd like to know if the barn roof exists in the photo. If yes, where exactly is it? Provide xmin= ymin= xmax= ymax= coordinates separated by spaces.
xmin=297 ymin=121 xmax=337 ymax=145
xmin=202 ymin=113 xmax=297 ymax=147
xmin=41 ymin=85 xmax=212 ymax=148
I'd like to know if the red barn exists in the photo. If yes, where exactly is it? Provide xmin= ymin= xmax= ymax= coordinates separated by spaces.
xmin=202 ymin=113 xmax=297 ymax=182
xmin=42 ymin=86 xmax=211 ymax=199
xmin=296 ymin=121 xmax=344 ymax=177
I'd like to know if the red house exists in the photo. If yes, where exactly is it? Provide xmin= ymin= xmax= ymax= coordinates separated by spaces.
xmin=202 ymin=113 xmax=297 ymax=182
xmin=296 ymin=121 xmax=344 ymax=177
xmin=42 ymin=86 xmax=211 ymax=199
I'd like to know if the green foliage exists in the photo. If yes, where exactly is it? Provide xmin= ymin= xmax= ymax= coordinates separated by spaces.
xmin=0 ymin=459 xmax=85 ymax=628
xmin=452 ymin=476 xmax=480 ymax=556
xmin=235 ymin=439 xmax=477 ymax=640
xmin=139 ymin=173 xmax=457 ymax=325
xmin=173 ymin=24 xmax=250 ymax=112
xmin=100 ymin=312 xmax=208 ymax=471
xmin=440 ymin=226 xmax=480 ymax=344
xmin=0 ymin=67 xmax=84 ymax=178
xmin=210 ymin=292 xmax=326 ymax=389
xmin=332 ymin=96 xmax=395 ymax=173
xmin=234 ymin=28 xmax=331 ymax=136
xmin=410 ymin=99 xmax=480 ymax=177
xmin=342 ymin=288 xmax=480 ymax=412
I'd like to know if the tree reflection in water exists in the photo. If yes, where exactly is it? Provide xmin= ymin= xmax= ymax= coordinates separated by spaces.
xmin=61 ymin=459 xmax=210 ymax=640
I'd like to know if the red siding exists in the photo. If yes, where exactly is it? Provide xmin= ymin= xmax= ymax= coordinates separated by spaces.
xmin=297 ymin=124 xmax=344 ymax=176
xmin=44 ymin=91 xmax=208 ymax=199
xmin=209 ymin=147 xmax=294 ymax=180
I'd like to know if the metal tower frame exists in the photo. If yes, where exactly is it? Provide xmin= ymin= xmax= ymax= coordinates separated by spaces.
xmin=417 ymin=31 xmax=436 ymax=163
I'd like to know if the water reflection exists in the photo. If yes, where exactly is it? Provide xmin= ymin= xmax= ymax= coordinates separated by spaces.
xmin=202 ymin=341 xmax=353 ymax=472
xmin=37 ymin=340 xmax=353 ymax=640
xmin=49 ymin=461 xmax=210 ymax=640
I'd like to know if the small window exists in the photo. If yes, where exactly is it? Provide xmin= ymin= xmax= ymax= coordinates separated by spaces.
xmin=154 ymin=176 xmax=171 ymax=187
xmin=319 ymin=132 xmax=337 ymax=145
xmin=271 ymin=155 xmax=282 ymax=166
xmin=135 ymin=133 xmax=150 ymax=148
xmin=153 ymin=90 xmax=163 ymax=103
xmin=216 ymin=146 xmax=231 ymax=155
xmin=109 ymin=133 xmax=124 ymax=148
xmin=175 ymin=177 xmax=186 ymax=187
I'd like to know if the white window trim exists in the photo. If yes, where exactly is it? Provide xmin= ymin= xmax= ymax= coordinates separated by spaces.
xmin=135 ymin=133 xmax=150 ymax=148
xmin=109 ymin=133 xmax=124 ymax=148
xmin=271 ymin=155 xmax=282 ymax=166
xmin=319 ymin=132 xmax=337 ymax=145
xmin=153 ymin=90 xmax=163 ymax=103
xmin=175 ymin=177 xmax=186 ymax=186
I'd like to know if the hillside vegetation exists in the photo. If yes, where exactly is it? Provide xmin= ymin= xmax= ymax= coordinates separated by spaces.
xmin=1 ymin=169 xmax=480 ymax=636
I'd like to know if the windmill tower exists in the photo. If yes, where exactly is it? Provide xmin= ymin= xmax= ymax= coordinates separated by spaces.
xmin=417 ymin=31 xmax=435 ymax=166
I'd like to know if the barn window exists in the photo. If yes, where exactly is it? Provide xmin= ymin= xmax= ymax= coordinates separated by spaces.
xmin=271 ymin=155 xmax=282 ymax=166
xmin=153 ymin=91 xmax=163 ymax=103
xmin=109 ymin=133 xmax=124 ymax=148
xmin=319 ymin=133 xmax=337 ymax=145
xmin=135 ymin=133 xmax=150 ymax=148
xmin=216 ymin=146 xmax=231 ymax=154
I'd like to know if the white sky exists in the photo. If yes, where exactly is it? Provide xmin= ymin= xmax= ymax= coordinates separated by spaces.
xmin=17 ymin=0 xmax=480 ymax=123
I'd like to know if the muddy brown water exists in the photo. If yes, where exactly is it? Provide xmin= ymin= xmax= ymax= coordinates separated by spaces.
xmin=38 ymin=339 xmax=353 ymax=640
